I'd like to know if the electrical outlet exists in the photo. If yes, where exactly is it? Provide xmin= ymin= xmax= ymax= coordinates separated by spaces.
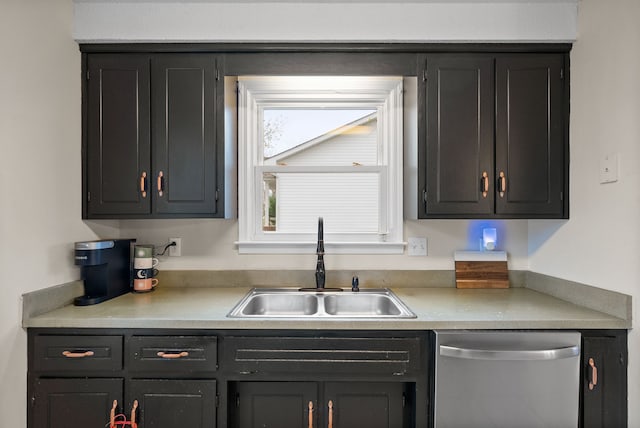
xmin=407 ymin=237 xmax=427 ymax=256
xmin=600 ymin=153 xmax=619 ymax=184
xmin=169 ymin=238 xmax=182 ymax=257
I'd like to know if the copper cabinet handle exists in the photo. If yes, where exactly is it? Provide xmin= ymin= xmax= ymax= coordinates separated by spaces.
xmin=481 ymin=171 xmax=489 ymax=198
xmin=308 ymin=401 xmax=314 ymax=428
xmin=499 ymin=171 xmax=506 ymax=197
xmin=62 ymin=350 xmax=95 ymax=358
xmin=588 ymin=357 xmax=598 ymax=390
xmin=327 ymin=400 xmax=333 ymax=428
xmin=140 ymin=172 xmax=147 ymax=198
xmin=131 ymin=400 xmax=138 ymax=425
xmin=110 ymin=399 xmax=137 ymax=426
xmin=157 ymin=171 xmax=164 ymax=197
xmin=110 ymin=400 xmax=118 ymax=426
xmin=156 ymin=351 xmax=189 ymax=359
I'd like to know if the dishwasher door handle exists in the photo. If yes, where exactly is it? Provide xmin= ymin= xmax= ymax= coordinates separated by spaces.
xmin=439 ymin=344 xmax=580 ymax=361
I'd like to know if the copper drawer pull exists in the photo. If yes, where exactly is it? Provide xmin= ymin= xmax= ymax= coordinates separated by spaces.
xmin=499 ymin=171 xmax=506 ymax=197
xmin=588 ymin=357 xmax=598 ymax=390
xmin=62 ymin=350 xmax=95 ymax=358
xmin=156 ymin=351 xmax=189 ymax=359
xmin=327 ymin=400 xmax=333 ymax=428
xmin=308 ymin=401 xmax=314 ymax=428
xmin=140 ymin=172 xmax=147 ymax=198
xmin=157 ymin=171 xmax=164 ymax=197
xmin=481 ymin=171 xmax=489 ymax=198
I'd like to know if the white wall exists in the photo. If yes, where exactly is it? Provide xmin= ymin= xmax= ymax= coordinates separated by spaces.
xmin=529 ymin=0 xmax=640 ymax=424
xmin=73 ymin=0 xmax=578 ymax=43
xmin=0 ymin=1 xmax=117 ymax=426
xmin=119 ymin=219 xmax=530 ymax=270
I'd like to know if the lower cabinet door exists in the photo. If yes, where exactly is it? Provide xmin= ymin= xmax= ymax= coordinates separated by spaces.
xmin=581 ymin=332 xmax=627 ymax=428
xmin=231 ymin=381 xmax=408 ymax=428
xmin=232 ymin=382 xmax=317 ymax=428
xmin=32 ymin=378 xmax=123 ymax=428
xmin=324 ymin=382 xmax=406 ymax=428
xmin=128 ymin=379 xmax=217 ymax=428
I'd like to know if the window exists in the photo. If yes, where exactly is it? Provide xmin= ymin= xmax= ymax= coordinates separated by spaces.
xmin=237 ymin=76 xmax=404 ymax=254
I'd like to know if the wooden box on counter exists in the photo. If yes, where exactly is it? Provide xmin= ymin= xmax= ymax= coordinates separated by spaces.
xmin=454 ymin=251 xmax=509 ymax=289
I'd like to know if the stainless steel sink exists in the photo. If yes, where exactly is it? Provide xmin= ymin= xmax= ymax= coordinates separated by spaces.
xmin=235 ymin=293 xmax=318 ymax=316
xmin=324 ymin=294 xmax=406 ymax=316
xmin=227 ymin=288 xmax=416 ymax=319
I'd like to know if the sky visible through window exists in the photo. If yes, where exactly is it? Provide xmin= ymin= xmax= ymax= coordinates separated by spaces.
xmin=263 ymin=108 xmax=375 ymax=158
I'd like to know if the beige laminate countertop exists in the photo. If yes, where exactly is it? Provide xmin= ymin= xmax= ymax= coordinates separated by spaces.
xmin=23 ymin=286 xmax=629 ymax=330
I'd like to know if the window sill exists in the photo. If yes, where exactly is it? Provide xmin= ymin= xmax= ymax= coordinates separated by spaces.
xmin=236 ymin=241 xmax=406 ymax=255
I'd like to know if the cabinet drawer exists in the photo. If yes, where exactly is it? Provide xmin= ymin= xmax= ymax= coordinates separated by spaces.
xmin=33 ymin=335 xmax=123 ymax=372
xmin=127 ymin=336 xmax=217 ymax=373
xmin=222 ymin=336 xmax=422 ymax=376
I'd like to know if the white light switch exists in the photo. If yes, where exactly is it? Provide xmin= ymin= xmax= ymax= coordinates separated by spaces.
xmin=600 ymin=153 xmax=619 ymax=184
xmin=407 ymin=237 xmax=427 ymax=256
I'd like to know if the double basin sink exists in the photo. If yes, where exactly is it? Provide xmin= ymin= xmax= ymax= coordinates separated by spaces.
xmin=227 ymin=288 xmax=416 ymax=319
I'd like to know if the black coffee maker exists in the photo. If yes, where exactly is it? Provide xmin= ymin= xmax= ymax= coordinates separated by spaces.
xmin=74 ymin=239 xmax=135 ymax=306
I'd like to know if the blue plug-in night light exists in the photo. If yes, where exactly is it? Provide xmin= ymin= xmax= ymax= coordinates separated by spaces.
xmin=482 ymin=228 xmax=497 ymax=251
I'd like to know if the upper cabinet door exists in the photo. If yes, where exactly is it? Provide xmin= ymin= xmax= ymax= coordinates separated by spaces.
xmin=152 ymin=55 xmax=219 ymax=216
xmin=495 ymin=54 xmax=567 ymax=217
xmin=86 ymin=55 xmax=151 ymax=217
xmin=420 ymin=55 xmax=494 ymax=218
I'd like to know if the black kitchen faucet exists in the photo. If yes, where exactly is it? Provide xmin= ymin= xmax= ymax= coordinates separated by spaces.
xmin=315 ymin=217 xmax=325 ymax=289
xmin=299 ymin=217 xmax=342 ymax=292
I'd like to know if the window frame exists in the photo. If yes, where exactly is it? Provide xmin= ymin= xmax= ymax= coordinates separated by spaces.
xmin=237 ymin=76 xmax=404 ymax=254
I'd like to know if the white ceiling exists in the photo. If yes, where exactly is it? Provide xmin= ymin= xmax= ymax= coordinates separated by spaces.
xmin=75 ymin=0 xmax=576 ymax=3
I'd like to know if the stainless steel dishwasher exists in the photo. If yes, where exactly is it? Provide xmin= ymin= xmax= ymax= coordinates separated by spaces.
xmin=434 ymin=330 xmax=581 ymax=428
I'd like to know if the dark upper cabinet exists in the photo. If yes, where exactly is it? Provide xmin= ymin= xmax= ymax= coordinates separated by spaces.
xmin=83 ymin=54 xmax=223 ymax=219
xmin=152 ymin=55 xmax=220 ymax=216
xmin=495 ymin=54 xmax=567 ymax=217
xmin=86 ymin=55 xmax=151 ymax=216
xmin=581 ymin=330 xmax=628 ymax=428
xmin=421 ymin=54 xmax=495 ymax=216
xmin=419 ymin=53 xmax=568 ymax=218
